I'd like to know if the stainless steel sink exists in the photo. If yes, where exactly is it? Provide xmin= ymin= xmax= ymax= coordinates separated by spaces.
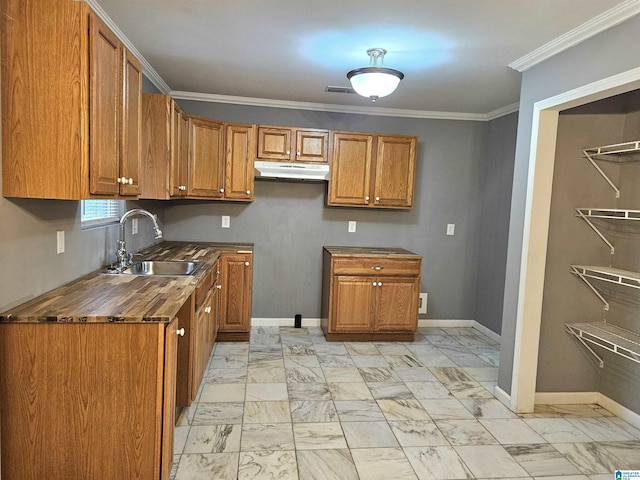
xmin=103 ymin=261 xmax=205 ymax=276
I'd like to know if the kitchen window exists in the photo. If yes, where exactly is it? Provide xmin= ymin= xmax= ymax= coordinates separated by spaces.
xmin=80 ymin=200 xmax=124 ymax=228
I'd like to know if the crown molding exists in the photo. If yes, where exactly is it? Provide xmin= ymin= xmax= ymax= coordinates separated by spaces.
xmin=170 ymin=90 xmax=517 ymax=122
xmin=85 ymin=0 xmax=171 ymax=94
xmin=509 ymin=0 xmax=640 ymax=72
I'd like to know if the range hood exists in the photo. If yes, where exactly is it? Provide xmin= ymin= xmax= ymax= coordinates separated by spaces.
xmin=254 ymin=160 xmax=330 ymax=181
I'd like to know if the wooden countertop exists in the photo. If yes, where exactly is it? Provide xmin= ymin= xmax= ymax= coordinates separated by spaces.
xmin=0 ymin=241 xmax=253 ymax=324
xmin=323 ymin=246 xmax=419 ymax=257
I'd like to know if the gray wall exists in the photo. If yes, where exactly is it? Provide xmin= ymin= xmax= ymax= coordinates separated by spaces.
xmin=475 ymin=112 xmax=517 ymax=334
xmin=165 ymin=101 xmax=515 ymax=323
xmin=498 ymin=14 xmax=640 ymax=394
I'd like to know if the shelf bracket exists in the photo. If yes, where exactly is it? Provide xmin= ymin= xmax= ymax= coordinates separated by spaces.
xmin=575 ymin=209 xmax=615 ymax=254
xmin=583 ymin=150 xmax=621 ymax=198
xmin=565 ymin=324 xmax=604 ymax=368
xmin=570 ymin=265 xmax=610 ymax=311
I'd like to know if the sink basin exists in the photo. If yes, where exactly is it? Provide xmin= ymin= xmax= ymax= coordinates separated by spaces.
xmin=104 ymin=261 xmax=205 ymax=276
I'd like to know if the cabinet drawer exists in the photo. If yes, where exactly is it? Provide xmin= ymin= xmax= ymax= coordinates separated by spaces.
xmin=332 ymin=257 xmax=421 ymax=276
xmin=194 ymin=267 xmax=214 ymax=307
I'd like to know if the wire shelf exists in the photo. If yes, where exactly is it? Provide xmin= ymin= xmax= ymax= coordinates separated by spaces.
xmin=582 ymin=141 xmax=640 ymax=198
xmin=575 ymin=208 xmax=640 ymax=254
xmin=566 ymin=321 xmax=640 ymax=367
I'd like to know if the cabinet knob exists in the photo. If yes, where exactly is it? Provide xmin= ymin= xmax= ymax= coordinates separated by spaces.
xmin=128 ymin=177 xmax=134 ymax=185
xmin=378 ymin=282 xmax=383 ymax=287
xmin=216 ymin=284 xmax=222 ymax=289
xmin=246 ymin=190 xmax=251 ymax=195
xmin=297 ymin=151 xmax=301 ymax=156
xmin=372 ymin=281 xmax=377 ymax=286
xmin=181 ymin=185 xmax=187 ymax=191
xmin=372 ymin=266 xmax=383 ymax=271
xmin=365 ymin=196 xmax=370 ymax=201
xmin=220 ymin=188 xmax=224 ymax=193
xmin=244 ymin=261 xmax=250 ymax=267
xmin=216 ymin=270 xmax=220 ymax=275
xmin=286 ymin=150 xmax=291 ymax=155
xmin=176 ymin=328 xmax=185 ymax=336
xmin=205 ymin=306 xmax=211 ymax=314
xmin=375 ymin=196 xmax=380 ymax=201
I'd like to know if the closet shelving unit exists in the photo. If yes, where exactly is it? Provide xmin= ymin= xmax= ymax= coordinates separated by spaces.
xmin=566 ymin=141 xmax=640 ymax=367
xmin=582 ymin=140 xmax=640 ymax=198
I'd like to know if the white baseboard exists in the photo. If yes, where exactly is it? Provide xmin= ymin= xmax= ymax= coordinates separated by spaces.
xmin=535 ymin=391 xmax=598 ymax=405
xmin=418 ymin=319 xmax=501 ymax=344
xmin=533 ymin=391 xmax=640 ymax=429
xmin=494 ymin=385 xmax=511 ymax=409
xmin=251 ymin=317 xmax=321 ymax=327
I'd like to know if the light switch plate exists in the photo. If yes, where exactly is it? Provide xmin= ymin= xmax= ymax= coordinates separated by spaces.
xmin=446 ymin=224 xmax=455 ymax=236
xmin=221 ymin=215 xmax=230 ymax=228
xmin=348 ymin=221 xmax=356 ymax=233
xmin=56 ymin=230 xmax=65 ymax=254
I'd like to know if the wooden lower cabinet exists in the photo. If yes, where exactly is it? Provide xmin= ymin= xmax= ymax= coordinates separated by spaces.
xmin=217 ymin=252 xmax=253 ymax=341
xmin=322 ymin=247 xmax=421 ymax=341
xmin=0 ymin=318 xmax=179 ymax=480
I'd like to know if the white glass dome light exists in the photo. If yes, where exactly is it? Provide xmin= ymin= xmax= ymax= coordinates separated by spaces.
xmin=347 ymin=48 xmax=404 ymax=102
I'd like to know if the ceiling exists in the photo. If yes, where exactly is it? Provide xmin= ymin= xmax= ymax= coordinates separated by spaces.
xmin=94 ymin=0 xmax=633 ymax=117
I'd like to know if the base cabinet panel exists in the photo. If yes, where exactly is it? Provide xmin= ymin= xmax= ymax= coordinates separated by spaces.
xmin=0 ymin=320 xmax=178 ymax=480
xmin=331 ymin=276 xmax=376 ymax=332
xmin=218 ymin=252 xmax=253 ymax=340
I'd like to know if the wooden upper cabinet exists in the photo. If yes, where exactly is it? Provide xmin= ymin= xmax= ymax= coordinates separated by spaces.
xmin=328 ymin=132 xmax=374 ymax=206
xmin=119 ymin=49 xmax=142 ymax=196
xmin=1 ymin=0 xmax=142 ymax=199
xmin=140 ymin=94 xmax=188 ymax=199
xmin=258 ymin=126 xmax=328 ymax=163
xmin=187 ymin=116 xmax=224 ymax=198
xmin=225 ymin=123 xmax=256 ymax=201
xmin=373 ymin=135 xmax=417 ymax=208
xmin=89 ymin=14 xmax=121 ymax=196
xmin=328 ymin=131 xmax=417 ymax=209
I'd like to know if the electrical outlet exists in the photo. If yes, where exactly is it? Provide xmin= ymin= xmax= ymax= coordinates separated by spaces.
xmin=56 ymin=230 xmax=65 ymax=254
xmin=221 ymin=216 xmax=230 ymax=228
xmin=348 ymin=221 xmax=356 ymax=233
xmin=419 ymin=293 xmax=428 ymax=314
xmin=132 ymin=218 xmax=138 ymax=235
xmin=446 ymin=224 xmax=455 ymax=236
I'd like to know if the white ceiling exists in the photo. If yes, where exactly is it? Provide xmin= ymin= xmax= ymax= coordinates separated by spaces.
xmin=95 ymin=0 xmax=635 ymax=117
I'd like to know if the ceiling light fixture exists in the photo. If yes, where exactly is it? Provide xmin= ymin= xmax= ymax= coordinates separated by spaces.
xmin=347 ymin=48 xmax=404 ymax=102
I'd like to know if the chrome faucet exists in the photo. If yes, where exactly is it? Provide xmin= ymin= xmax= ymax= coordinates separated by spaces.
xmin=116 ymin=209 xmax=163 ymax=271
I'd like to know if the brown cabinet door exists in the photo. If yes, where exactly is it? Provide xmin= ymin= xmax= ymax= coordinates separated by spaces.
xmin=119 ymin=48 xmax=142 ymax=196
xmin=373 ymin=135 xmax=417 ymax=208
xmin=161 ymin=318 xmax=179 ymax=480
xmin=192 ymin=290 xmax=212 ymax=401
xmin=295 ymin=129 xmax=328 ymax=163
xmin=225 ymin=123 xmax=256 ymax=201
xmin=188 ymin=116 xmax=224 ymax=198
xmin=331 ymin=275 xmax=376 ymax=332
xmin=257 ymin=126 xmax=292 ymax=161
xmin=328 ymin=132 xmax=374 ymax=206
xmin=89 ymin=13 xmax=121 ymax=195
xmin=140 ymin=93 xmax=171 ymax=199
xmin=170 ymin=101 xmax=188 ymax=197
xmin=219 ymin=253 xmax=253 ymax=332
xmin=375 ymin=276 xmax=419 ymax=332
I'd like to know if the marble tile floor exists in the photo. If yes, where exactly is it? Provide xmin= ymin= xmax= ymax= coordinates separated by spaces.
xmin=170 ymin=326 xmax=640 ymax=480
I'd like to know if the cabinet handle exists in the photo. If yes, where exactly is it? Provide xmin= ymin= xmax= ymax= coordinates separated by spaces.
xmin=176 ymin=328 xmax=185 ymax=336
xmin=220 ymin=188 xmax=224 ymax=193
xmin=372 ymin=266 xmax=383 ymax=270
xmin=244 ymin=261 xmax=250 ymax=267
xmin=375 ymin=196 xmax=380 ymax=201
xmin=365 ymin=196 xmax=370 ymax=201
xmin=246 ymin=190 xmax=251 ymax=195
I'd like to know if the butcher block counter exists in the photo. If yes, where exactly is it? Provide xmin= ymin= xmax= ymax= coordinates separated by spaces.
xmin=0 ymin=241 xmax=252 ymax=323
xmin=322 ymin=246 xmax=422 ymax=342
xmin=0 ymin=241 xmax=252 ymax=480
